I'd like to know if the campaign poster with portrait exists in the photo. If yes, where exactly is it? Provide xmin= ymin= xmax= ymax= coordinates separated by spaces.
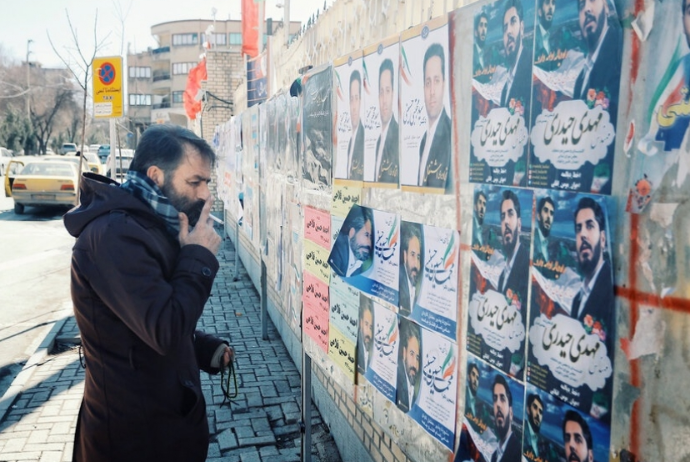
xmin=455 ymin=356 xmax=525 ymax=462
xmin=527 ymin=191 xmax=616 ymax=422
xmin=407 ymin=323 xmax=458 ymax=450
xmin=362 ymin=35 xmax=400 ymax=188
xmin=468 ymin=0 xmax=535 ymax=187
xmin=365 ymin=298 xmax=400 ymax=402
xmin=331 ymin=184 xmax=362 ymax=218
xmin=399 ymin=17 xmax=452 ymax=193
xmin=334 ymin=51 xmax=365 ymax=185
xmin=286 ymin=95 xmax=301 ymax=182
xmin=467 ymin=185 xmax=533 ymax=378
xmin=302 ymin=64 xmax=333 ymax=189
xmin=400 ymin=222 xmax=460 ymax=341
xmin=529 ymin=0 xmax=622 ymax=195
xmin=522 ymin=384 xmax=611 ymax=462
xmin=327 ymin=205 xmax=400 ymax=305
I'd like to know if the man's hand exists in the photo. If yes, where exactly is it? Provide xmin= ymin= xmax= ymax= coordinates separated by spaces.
xmin=222 ymin=346 xmax=235 ymax=369
xmin=178 ymin=197 xmax=222 ymax=255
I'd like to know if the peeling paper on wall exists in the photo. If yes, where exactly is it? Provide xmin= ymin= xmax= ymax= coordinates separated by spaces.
xmin=649 ymin=202 xmax=677 ymax=228
xmin=632 ymin=1 xmax=655 ymax=42
xmin=621 ymin=307 xmax=666 ymax=360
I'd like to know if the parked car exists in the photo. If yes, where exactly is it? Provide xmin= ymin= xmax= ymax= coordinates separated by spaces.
xmin=83 ymin=152 xmax=104 ymax=175
xmin=105 ymin=149 xmax=135 ymax=179
xmin=89 ymin=144 xmax=101 ymax=152
xmin=0 ymin=147 xmax=13 ymax=176
xmin=97 ymin=144 xmax=110 ymax=163
xmin=59 ymin=143 xmax=78 ymax=155
xmin=11 ymin=160 xmax=80 ymax=214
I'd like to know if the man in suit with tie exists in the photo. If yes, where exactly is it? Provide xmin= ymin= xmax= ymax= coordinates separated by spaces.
xmin=571 ymin=197 xmax=614 ymax=341
xmin=396 ymin=321 xmax=421 ymax=413
xmin=533 ymin=195 xmax=555 ymax=265
xmin=490 ymin=375 xmax=522 ymax=462
xmin=474 ymin=11 xmax=489 ymax=78
xmin=399 ymin=223 xmax=423 ymax=317
xmin=348 ymin=70 xmax=365 ymax=180
xmin=500 ymin=0 xmax=533 ymax=109
xmin=497 ymin=190 xmax=529 ymax=305
xmin=572 ymin=0 xmax=622 ymax=103
xmin=374 ymin=58 xmax=399 ymax=184
xmin=418 ymin=43 xmax=451 ymax=189
xmin=356 ymin=296 xmax=374 ymax=375
xmin=329 ymin=206 xmax=374 ymax=278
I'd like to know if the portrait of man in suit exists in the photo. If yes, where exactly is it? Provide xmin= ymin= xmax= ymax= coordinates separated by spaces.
xmin=490 ymin=375 xmax=521 ymax=462
xmin=474 ymin=11 xmax=489 ymax=78
xmin=356 ymin=296 xmax=374 ymax=374
xmin=472 ymin=190 xmax=488 ymax=250
xmin=571 ymin=198 xmax=614 ymax=337
xmin=329 ymin=206 xmax=374 ymax=278
xmin=500 ymin=0 xmax=533 ymax=109
xmin=533 ymin=195 xmax=555 ymax=264
xmin=535 ymin=0 xmax=556 ymax=60
xmin=562 ymin=410 xmax=594 ymax=462
xmin=396 ymin=320 xmax=421 ymax=413
xmin=496 ymin=190 xmax=529 ymax=304
xmin=418 ymin=43 xmax=451 ymax=189
xmin=399 ymin=223 xmax=423 ymax=317
xmin=572 ymin=0 xmax=622 ymax=103
xmin=374 ymin=58 xmax=399 ymax=184
xmin=465 ymin=363 xmax=481 ymax=417
xmin=348 ymin=70 xmax=365 ymax=180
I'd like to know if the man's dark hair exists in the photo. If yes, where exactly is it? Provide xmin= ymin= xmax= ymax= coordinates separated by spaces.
xmin=130 ymin=125 xmax=216 ymax=176
xmin=400 ymin=321 xmax=421 ymax=350
xmin=347 ymin=206 xmax=374 ymax=235
xmin=401 ymin=223 xmax=423 ymax=253
xmin=500 ymin=189 xmax=521 ymax=218
xmin=468 ymin=362 xmax=479 ymax=378
xmin=379 ymin=58 xmax=395 ymax=89
xmin=350 ymin=70 xmax=362 ymax=92
xmin=527 ymin=393 xmax=544 ymax=410
xmin=574 ymin=197 xmax=606 ymax=233
xmin=492 ymin=374 xmax=513 ymax=407
xmin=537 ymin=196 xmax=555 ymax=215
xmin=475 ymin=11 xmax=489 ymax=31
xmin=503 ymin=0 xmax=524 ymax=23
xmin=474 ymin=190 xmax=487 ymax=206
xmin=562 ymin=410 xmax=593 ymax=451
xmin=423 ymin=43 xmax=445 ymax=80
xmin=360 ymin=296 xmax=373 ymax=321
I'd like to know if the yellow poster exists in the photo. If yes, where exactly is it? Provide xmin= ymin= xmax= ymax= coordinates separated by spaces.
xmin=328 ymin=325 xmax=356 ymax=381
xmin=92 ymin=56 xmax=123 ymax=118
xmin=303 ymin=240 xmax=330 ymax=285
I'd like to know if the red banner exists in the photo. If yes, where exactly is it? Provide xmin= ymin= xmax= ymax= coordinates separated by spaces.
xmin=242 ymin=0 xmax=259 ymax=58
xmin=183 ymin=59 xmax=207 ymax=120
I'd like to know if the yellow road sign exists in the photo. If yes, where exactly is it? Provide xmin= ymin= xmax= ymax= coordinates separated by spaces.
xmin=93 ymin=57 xmax=123 ymax=118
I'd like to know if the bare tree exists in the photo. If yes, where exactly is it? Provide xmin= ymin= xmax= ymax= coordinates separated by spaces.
xmin=48 ymin=9 xmax=110 ymax=195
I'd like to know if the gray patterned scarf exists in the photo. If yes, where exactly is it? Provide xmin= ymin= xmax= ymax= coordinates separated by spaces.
xmin=120 ymin=171 xmax=180 ymax=237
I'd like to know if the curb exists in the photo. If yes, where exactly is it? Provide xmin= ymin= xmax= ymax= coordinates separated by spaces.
xmin=0 ymin=315 xmax=69 ymax=423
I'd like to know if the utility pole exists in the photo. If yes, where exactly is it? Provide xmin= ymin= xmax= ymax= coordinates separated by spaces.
xmin=26 ymin=39 xmax=33 ymax=119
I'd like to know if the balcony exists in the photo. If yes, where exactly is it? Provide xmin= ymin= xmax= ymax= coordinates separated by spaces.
xmin=152 ymin=102 xmax=171 ymax=109
xmin=152 ymin=71 xmax=171 ymax=82
xmin=152 ymin=46 xmax=170 ymax=55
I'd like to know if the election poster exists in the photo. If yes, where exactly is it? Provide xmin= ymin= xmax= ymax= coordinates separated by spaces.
xmin=522 ymin=383 xmax=611 ymax=462
xmin=469 ymin=0 xmax=535 ymax=187
xmin=304 ymin=239 xmax=331 ymax=285
xmin=527 ymin=191 xmax=616 ymax=422
xmin=364 ymin=297 xmax=400 ymax=402
xmin=399 ymin=17 xmax=452 ymax=193
xmin=302 ymin=64 xmax=333 ymax=189
xmin=302 ymin=271 xmax=330 ymax=353
xmin=406 ymin=322 xmax=458 ymax=450
xmin=329 ymin=324 xmax=356 ymax=381
xmin=286 ymin=95 xmax=301 ymax=182
xmin=330 ymin=273 xmax=360 ymax=342
xmin=454 ymin=356 xmax=525 ymax=462
xmin=328 ymin=205 xmax=400 ymax=305
xmin=401 ymin=222 xmax=460 ymax=341
xmin=467 ymin=185 xmax=533 ymax=378
xmin=362 ymin=35 xmax=400 ymax=187
xmin=331 ymin=184 xmax=362 ymax=218
xmin=304 ymin=206 xmax=331 ymax=250
xmin=334 ymin=50 xmax=365 ymax=185
xmin=529 ymin=0 xmax=622 ymax=194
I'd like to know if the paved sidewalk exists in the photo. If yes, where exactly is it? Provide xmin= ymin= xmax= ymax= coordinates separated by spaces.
xmin=0 ymin=239 xmax=341 ymax=462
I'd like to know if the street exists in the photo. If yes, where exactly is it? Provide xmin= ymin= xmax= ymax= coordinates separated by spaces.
xmin=0 ymin=193 xmax=74 ymax=397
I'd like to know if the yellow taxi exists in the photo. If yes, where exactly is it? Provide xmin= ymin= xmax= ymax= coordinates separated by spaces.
xmin=10 ymin=160 xmax=81 ymax=214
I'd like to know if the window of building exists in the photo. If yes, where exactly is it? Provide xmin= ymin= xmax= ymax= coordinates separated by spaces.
xmin=229 ymin=33 xmax=242 ymax=45
xmin=172 ymin=33 xmax=198 ymax=46
xmin=129 ymin=67 xmax=151 ymax=79
xmin=172 ymin=62 xmax=197 ymax=75
xmin=129 ymin=94 xmax=152 ymax=106
xmin=201 ymin=33 xmax=227 ymax=46
xmin=172 ymin=91 xmax=184 ymax=104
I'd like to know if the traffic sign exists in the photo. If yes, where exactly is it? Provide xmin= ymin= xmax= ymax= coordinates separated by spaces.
xmin=93 ymin=56 xmax=123 ymax=118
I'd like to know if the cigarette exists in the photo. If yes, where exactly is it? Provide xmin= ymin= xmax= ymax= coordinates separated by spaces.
xmin=209 ymin=214 xmax=224 ymax=224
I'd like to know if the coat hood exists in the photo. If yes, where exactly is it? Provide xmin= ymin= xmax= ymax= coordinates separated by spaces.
xmin=64 ymin=172 xmax=162 ymax=238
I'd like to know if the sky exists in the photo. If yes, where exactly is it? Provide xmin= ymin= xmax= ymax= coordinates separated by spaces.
xmin=0 ymin=0 xmax=324 ymax=69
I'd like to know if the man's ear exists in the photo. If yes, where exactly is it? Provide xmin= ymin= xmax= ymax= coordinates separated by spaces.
xmin=349 ymin=227 xmax=356 ymax=239
xmin=146 ymin=166 xmax=165 ymax=188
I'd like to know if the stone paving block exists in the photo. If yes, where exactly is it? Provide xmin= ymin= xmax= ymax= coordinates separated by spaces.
xmin=239 ymin=450 xmax=262 ymax=462
xmin=237 ymin=434 xmax=276 ymax=447
xmin=235 ymin=425 xmax=255 ymax=439
xmin=39 ymin=450 xmax=63 ymax=462
xmin=0 ymin=451 xmax=42 ymax=460
xmin=217 ymin=428 xmax=239 ymax=451
xmin=251 ymin=416 xmax=271 ymax=433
